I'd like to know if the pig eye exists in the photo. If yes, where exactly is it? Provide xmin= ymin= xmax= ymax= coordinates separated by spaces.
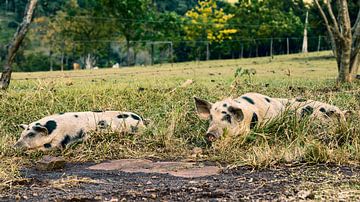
xmin=27 ymin=132 xmax=36 ymax=138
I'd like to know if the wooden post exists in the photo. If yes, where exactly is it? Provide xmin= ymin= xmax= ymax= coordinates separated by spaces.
xmin=60 ymin=41 xmax=64 ymax=71
xmin=240 ymin=43 xmax=244 ymax=59
xmin=270 ymin=38 xmax=273 ymax=58
xmin=206 ymin=41 xmax=210 ymax=61
xmin=287 ymin=37 xmax=290 ymax=54
xmin=150 ymin=42 xmax=154 ymax=66
xmin=0 ymin=0 xmax=38 ymax=90
xmin=170 ymin=42 xmax=174 ymax=66
xmin=317 ymin=36 xmax=321 ymax=52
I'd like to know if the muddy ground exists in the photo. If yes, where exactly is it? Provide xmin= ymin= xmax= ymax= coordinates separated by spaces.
xmin=1 ymin=162 xmax=360 ymax=201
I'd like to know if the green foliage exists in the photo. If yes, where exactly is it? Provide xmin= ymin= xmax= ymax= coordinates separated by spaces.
xmin=230 ymin=0 xmax=303 ymax=39
xmin=13 ymin=52 xmax=59 ymax=72
xmin=184 ymin=0 xmax=237 ymax=43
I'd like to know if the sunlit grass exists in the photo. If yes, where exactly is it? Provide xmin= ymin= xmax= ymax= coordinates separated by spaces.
xmin=0 ymin=51 xmax=359 ymax=189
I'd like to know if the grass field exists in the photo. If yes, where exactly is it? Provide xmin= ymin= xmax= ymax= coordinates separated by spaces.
xmin=0 ymin=51 xmax=359 ymax=190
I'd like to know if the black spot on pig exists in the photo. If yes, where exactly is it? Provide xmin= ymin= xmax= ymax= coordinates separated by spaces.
xmin=265 ymin=97 xmax=271 ymax=103
xmin=242 ymin=96 xmax=255 ymax=105
xmin=45 ymin=120 xmax=57 ymax=135
xmin=43 ymin=143 xmax=52 ymax=149
xmin=92 ymin=110 xmax=103 ymax=113
xmin=250 ymin=113 xmax=258 ymax=129
xmin=59 ymin=112 xmax=65 ymax=115
xmin=223 ymin=103 xmax=227 ymax=108
xmin=325 ymin=110 xmax=336 ymax=117
xmin=117 ymin=114 xmax=129 ymax=119
xmin=222 ymin=114 xmax=232 ymax=123
xmin=301 ymin=106 xmax=314 ymax=117
xmin=61 ymin=135 xmax=71 ymax=148
xmin=131 ymin=114 xmax=141 ymax=121
xmin=73 ymin=129 xmax=85 ymax=141
xmin=35 ymin=123 xmax=41 ymax=126
xmin=97 ymin=120 xmax=108 ymax=129
xmin=74 ymin=115 xmax=79 ymax=118
xmin=319 ymin=108 xmax=326 ymax=113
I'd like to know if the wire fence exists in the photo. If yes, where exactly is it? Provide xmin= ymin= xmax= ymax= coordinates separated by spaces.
xmin=8 ymin=35 xmax=331 ymax=72
xmin=0 ymin=35 xmax=333 ymax=72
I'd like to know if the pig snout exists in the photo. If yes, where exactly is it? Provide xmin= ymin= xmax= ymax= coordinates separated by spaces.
xmin=206 ymin=130 xmax=221 ymax=142
xmin=14 ymin=140 xmax=25 ymax=149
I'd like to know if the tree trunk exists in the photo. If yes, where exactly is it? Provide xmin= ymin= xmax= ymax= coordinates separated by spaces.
xmin=314 ymin=0 xmax=359 ymax=83
xmin=0 ymin=0 xmax=38 ymax=90
xmin=302 ymin=11 xmax=309 ymax=53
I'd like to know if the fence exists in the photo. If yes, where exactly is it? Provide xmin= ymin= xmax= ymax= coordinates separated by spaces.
xmin=0 ymin=35 xmax=333 ymax=72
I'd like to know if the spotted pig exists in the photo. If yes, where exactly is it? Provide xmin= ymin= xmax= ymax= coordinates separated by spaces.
xmin=194 ymin=93 xmax=349 ymax=142
xmin=14 ymin=111 xmax=148 ymax=151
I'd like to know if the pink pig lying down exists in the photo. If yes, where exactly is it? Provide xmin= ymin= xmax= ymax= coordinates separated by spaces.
xmin=15 ymin=111 xmax=148 ymax=151
xmin=194 ymin=92 xmax=351 ymax=142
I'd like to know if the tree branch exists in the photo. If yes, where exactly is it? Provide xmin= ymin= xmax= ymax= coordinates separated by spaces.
xmin=327 ymin=0 xmax=341 ymax=36
xmin=314 ymin=0 xmax=338 ymax=57
xmin=314 ymin=0 xmax=334 ymax=36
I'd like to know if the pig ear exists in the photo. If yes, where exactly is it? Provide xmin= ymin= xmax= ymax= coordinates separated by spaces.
xmin=228 ymin=106 xmax=244 ymax=121
xmin=32 ymin=125 xmax=49 ymax=135
xmin=194 ymin=97 xmax=212 ymax=120
xmin=19 ymin=124 xmax=29 ymax=130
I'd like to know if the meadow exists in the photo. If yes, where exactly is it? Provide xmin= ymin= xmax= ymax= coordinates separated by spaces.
xmin=0 ymin=51 xmax=359 ymax=189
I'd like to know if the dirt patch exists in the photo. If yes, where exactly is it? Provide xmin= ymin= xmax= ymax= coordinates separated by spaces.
xmin=1 ymin=162 xmax=360 ymax=201
xmin=88 ymin=159 xmax=221 ymax=178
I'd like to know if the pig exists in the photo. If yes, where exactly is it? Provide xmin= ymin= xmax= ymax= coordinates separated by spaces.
xmin=14 ymin=111 xmax=148 ymax=151
xmin=194 ymin=93 xmax=350 ymax=142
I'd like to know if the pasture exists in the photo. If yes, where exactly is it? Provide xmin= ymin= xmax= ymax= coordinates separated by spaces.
xmin=1 ymin=51 xmax=360 ymax=200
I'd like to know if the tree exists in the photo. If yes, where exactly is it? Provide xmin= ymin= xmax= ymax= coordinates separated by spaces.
xmin=314 ymin=0 xmax=359 ymax=83
xmin=36 ymin=0 xmax=113 ymax=70
xmin=0 ymin=0 xmax=38 ymax=90
xmin=184 ymin=0 xmax=237 ymax=60
xmin=100 ymin=0 xmax=151 ymax=66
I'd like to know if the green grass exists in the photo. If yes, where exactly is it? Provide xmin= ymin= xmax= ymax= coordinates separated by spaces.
xmin=0 ymin=51 xmax=359 ymax=189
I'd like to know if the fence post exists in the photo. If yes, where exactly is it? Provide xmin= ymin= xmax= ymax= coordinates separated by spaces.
xmin=317 ymin=36 xmax=321 ymax=52
xmin=170 ymin=42 xmax=174 ymax=66
xmin=270 ymin=38 xmax=273 ymax=58
xmin=206 ymin=41 xmax=210 ymax=60
xmin=287 ymin=37 xmax=289 ymax=55
xmin=240 ymin=43 xmax=244 ymax=59
xmin=61 ymin=41 xmax=65 ymax=71
xmin=151 ymin=42 xmax=154 ymax=66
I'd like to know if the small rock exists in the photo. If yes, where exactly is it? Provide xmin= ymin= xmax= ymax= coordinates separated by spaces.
xmin=297 ymin=190 xmax=314 ymax=200
xmin=150 ymin=194 xmax=157 ymax=199
xmin=110 ymin=197 xmax=119 ymax=202
xmin=35 ymin=155 xmax=65 ymax=171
